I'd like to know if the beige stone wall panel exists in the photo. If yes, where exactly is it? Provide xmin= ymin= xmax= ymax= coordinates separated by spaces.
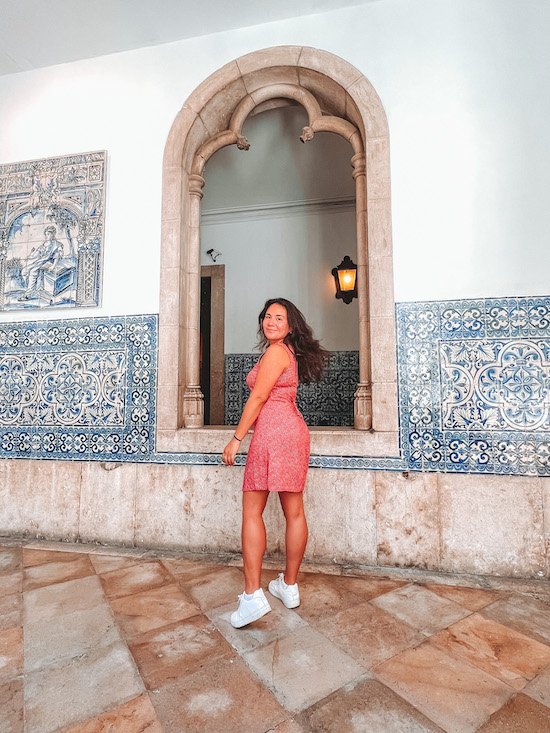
xmin=0 ymin=460 xmax=81 ymax=540
xmin=375 ymin=472 xmax=440 ymax=570
xmin=134 ymin=464 xmax=191 ymax=548
xmin=371 ymin=383 xmax=399 ymax=433
xmin=369 ymin=256 xmax=395 ymax=318
xmin=542 ymin=478 xmax=550 ymax=577
xmin=438 ymin=474 xmax=545 ymax=577
xmin=79 ymin=463 xmax=136 ymax=546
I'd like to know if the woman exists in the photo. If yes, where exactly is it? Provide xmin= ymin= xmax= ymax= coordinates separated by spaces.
xmin=222 ymin=298 xmax=327 ymax=628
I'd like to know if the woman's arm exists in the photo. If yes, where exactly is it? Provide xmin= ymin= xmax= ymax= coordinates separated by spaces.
xmin=222 ymin=344 xmax=290 ymax=465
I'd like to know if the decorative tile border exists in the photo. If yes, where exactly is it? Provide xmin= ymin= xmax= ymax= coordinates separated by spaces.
xmin=225 ymin=351 xmax=358 ymax=426
xmin=0 ymin=314 xmax=157 ymax=460
xmin=396 ymin=296 xmax=550 ymax=475
xmin=3 ymin=295 xmax=550 ymax=475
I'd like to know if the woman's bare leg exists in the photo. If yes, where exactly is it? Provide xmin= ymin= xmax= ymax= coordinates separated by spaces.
xmin=242 ymin=490 xmax=269 ymax=593
xmin=279 ymin=492 xmax=308 ymax=585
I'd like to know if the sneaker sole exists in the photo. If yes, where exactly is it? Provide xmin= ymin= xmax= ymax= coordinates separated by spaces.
xmin=230 ymin=604 xmax=271 ymax=628
xmin=268 ymin=582 xmax=300 ymax=609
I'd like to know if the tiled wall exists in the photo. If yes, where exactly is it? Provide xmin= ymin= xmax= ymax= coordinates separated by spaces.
xmin=397 ymin=296 xmax=550 ymax=476
xmin=224 ymin=351 xmax=358 ymax=427
xmin=2 ymin=295 xmax=550 ymax=476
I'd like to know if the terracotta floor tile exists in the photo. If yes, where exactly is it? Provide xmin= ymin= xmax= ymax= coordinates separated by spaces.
xmin=24 ymin=575 xmax=105 ymax=624
xmin=128 ymin=615 xmax=235 ymax=689
xmin=0 ymin=572 xmax=22 ymax=597
xmin=99 ymin=561 xmax=173 ymax=600
xmin=61 ymin=693 xmax=163 ymax=732
xmin=431 ymin=613 xmax=550 ymax=690
xmin=291 ymin=574 xmax=366 ymax=624
xmin=25 ymin=641 xmax=144 ymax=733
xmin=162 ymin=557 xmax=226 ymax=583
xmin=336 ymin=575 xmax=410 ymax=601
xmin=0 ymin=548 xmax=22 ymax=575
xmin=23 ymin=556 xmax=95 ymax=592
xmin=523 ymin=662 xmax=550 ymax=709
xmin=476 ymin=692 xmax=550 ymax=732
xmin=481 ymin=593 xmax=550 ymax=645
xmin=243 ymin=626 xmax=365 ymax=712
xmin=0 ymin=678 xmax=24 ymax=733
xmin=314 ymin=600 xmax=425 ymax=669
xmin=22 ymin=548 xmax=86 ymax=568
xmin=370 ymin=584 xmax=471 ymax=636
xmin=89 ymin=554 xmax=152 ymax=575
xmin=109 ymin=583 xmax=200 ymax=639
xmin=149 ymin=656 xmax=287 ymax=733
xmin=0 ymin=627 xmax=23 ymax=684
xmin=207 ymin=596 xmax=309 ymax=655
xmin=0 ymin=593 xmax=21 ymax=633
xmin=375 ymin=640 xmax=514 ymax=733
xmin=301 ymin=676 xmax=444 ymax=732
xmin=424 ymin=584 xmax=504 ymax=611
xmin=178 ymin=566 xmax=246 ymax=611
xmin=25 ymin=602 xmax=121 ymax=673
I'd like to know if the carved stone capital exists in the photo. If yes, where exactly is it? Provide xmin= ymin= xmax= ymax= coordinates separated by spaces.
xmin=300 ymin=126 xmax=315 ymax=143
xmin=189 ymin=174 xmax=205 ymax=200
xmin=354 ymin=382 xmax=372 ymax=430
xmin=183 ymin=385 xmax=204 ymax=428
xmin=351 ymin=152 xmax=366 ymax=179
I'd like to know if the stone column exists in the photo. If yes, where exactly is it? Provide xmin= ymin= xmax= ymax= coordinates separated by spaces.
xmin=351 ymin=152 xmax=372 ymax=430
xmin=183 ymin=174 xmax=205 ymax=428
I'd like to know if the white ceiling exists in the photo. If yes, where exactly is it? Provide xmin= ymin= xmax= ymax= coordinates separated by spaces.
xmin=0 ymin=0 xmax=369 ymax=76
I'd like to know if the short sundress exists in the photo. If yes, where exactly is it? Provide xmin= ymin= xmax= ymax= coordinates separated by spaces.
xmin=242 ymin=342 xmax=310 ymax=492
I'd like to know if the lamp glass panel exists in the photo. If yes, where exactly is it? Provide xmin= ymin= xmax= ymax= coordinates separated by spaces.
xmin=338 ymin=268 xmax=356 ymax=291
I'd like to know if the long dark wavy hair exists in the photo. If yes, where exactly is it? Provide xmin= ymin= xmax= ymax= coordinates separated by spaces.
xmin=257 ymin=298 xmax=329 ymax=384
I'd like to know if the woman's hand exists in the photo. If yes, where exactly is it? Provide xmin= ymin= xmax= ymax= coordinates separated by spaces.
xmin=222 ymin=437 xmax=240 ymax=466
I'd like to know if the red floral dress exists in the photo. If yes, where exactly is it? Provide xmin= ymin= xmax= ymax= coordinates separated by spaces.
xmin=243 ymin=343 xmax=310 ymax=492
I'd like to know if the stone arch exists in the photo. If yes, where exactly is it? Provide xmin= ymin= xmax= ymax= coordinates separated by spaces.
xmin=157 ymin=46 xmax=398 ymax=455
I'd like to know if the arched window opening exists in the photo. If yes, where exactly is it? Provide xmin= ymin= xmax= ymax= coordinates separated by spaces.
xmin=200 ymin=104 xmax=359 ymax=427
xmin=157 ymin=47 xmax=398 ymax=458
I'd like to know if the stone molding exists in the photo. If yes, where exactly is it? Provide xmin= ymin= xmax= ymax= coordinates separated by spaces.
xmin=158 ymin=45 xmax=397 ymax=448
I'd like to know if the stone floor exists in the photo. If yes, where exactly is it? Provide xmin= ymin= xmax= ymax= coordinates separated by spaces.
xmin=2 ymin=540 xmax=550 ymax=733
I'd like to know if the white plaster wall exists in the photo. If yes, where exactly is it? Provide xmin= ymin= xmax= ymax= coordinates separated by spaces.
xmin=202 ymin=210 xmax=358 ymax=353
xmin=0 ymin=0 xmax=548 ymax=324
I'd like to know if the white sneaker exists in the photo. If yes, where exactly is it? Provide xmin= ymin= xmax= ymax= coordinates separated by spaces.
xmin=268 ymin=573 xmax=300 ymax=609
xmin=230 ymin=588 xmax=271 ymax=628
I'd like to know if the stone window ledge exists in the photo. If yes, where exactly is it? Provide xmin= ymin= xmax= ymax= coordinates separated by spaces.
xmin=156 ymin=426 xmax=399 ymax=457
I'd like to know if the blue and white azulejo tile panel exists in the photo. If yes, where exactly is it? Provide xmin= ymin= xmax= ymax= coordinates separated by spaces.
xmin=0 ymin=314 xmax=157 ymax=460
xmin=396 ymin=295 xmax=550 ymax=476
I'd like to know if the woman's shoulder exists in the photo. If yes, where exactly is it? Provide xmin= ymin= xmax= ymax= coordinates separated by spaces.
xmin=262 ymin=342 xmax=292 ymax=365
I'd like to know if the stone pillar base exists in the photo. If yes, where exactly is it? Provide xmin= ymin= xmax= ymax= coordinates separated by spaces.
xmin=183 ymin=385 xmax=204 ymax=428
xmin=354 ymin=383 xmax=372 ymax=430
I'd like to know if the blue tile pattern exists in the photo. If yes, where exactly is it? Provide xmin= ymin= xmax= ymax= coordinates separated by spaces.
xmin=0 ymin=152 xmax=106 ymax=311
xmin=3 ymin=294 xmax=550 ymax=475
xmin=225 ymin=351 xmax=358 ymax=426
xmin=397 ymin=296 xmax=550 ymax=475
xmin=0 ymin=314 xmax=156 ymax=460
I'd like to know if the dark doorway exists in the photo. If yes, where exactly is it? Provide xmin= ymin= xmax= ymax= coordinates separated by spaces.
xmin=200 ymin=264 xmax=225 ymax=424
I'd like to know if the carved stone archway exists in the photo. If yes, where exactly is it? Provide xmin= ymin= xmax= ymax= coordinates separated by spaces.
xmin=157 ymin=46 xmax=398 ymax=456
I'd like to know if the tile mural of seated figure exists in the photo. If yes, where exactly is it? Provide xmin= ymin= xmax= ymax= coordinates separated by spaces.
xmin=0 ymin=151 xmax=106 ymax=311
xmin=17 ymin=224 xmax=76 ymax=305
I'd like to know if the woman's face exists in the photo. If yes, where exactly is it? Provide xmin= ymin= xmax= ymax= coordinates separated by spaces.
xmin=263 ymin=303 xmax=290 ymax=344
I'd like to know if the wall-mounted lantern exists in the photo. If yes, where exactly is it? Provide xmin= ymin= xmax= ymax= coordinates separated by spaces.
xmin=332 ymin=256 xmax=357 ymax=304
